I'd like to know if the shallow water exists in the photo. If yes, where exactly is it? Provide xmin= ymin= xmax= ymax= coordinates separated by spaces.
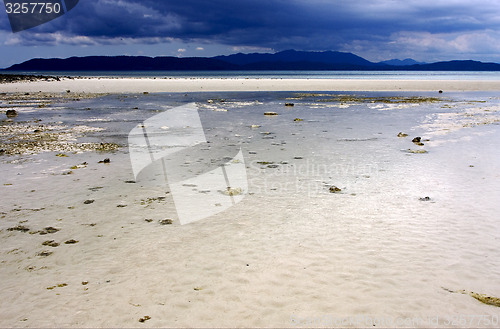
xmin=1 ymin=91 xmax=500 ymax=327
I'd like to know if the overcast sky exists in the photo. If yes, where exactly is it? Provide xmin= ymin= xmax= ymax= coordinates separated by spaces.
xmin=2 ymin=0 xmax=500 ymax=68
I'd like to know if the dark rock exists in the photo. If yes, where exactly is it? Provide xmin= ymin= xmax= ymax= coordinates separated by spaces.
xmin=42 ymin=240 xmax=60 ymax=247
xmin=84 ymin=200 xmax=95 ymax=205
xmin=43 ymin=227 xmax=60 ymax=234
xmin=329 ymin=186 xmax=342 ymax=193
xmin=397 ymin=132 xmax=408 ymax=137
xmin=439 ymin=90 xmax=443 ymax=94
xmin=6 ymin=109 xmax=18 ymax=118
xmin=98 ymin=158 xmax=110 ymax=164
xmin=37 ymin=251 xmax=53 ymax=257
xmin=7 ymin=225 xmax=30 ymax=232
xmin=264 ymin=112 xmax=278 ymax=116
xmin=285 ymin=103 xmax=295 ymax=107
xmin=64 ymin=239 xmax=79 ymax=244
xmin=294 ymin=118 xmax=303 ymax=122
xmin=419 ymin=196 xmax=431 ymax=201
xmin=412 ymin=137 xmax=422 ymax=143
xmin=139 ymin=316 xmax=151 ymax=323
xmin=159 ymin=219 xmax=173 ymax=225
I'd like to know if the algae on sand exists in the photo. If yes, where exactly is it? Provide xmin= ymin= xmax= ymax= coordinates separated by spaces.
xmin=443 ymin=287 xmax=500 ymax=307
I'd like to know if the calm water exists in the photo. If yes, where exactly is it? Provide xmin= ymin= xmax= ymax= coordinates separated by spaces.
xmin=7 ymin=70 xmax=500 ymax=80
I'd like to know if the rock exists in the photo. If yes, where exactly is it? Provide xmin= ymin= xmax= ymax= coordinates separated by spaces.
xmin=98 ymin=158 xmax=110 ymax=164
xmin=285 ymin=103 xmax=294 ymax=107
xmin=37 ymin=251 xmax=53 ymax=257
xmin=329 ymin=186 xmax=342 ymax=193
xmin=64 ymin=239 xmax=79 ymax=244
xmin=223 ymin=187 xmax=242 ymax=196
xmin=84 ymin=200 xmax=95 ymax=205
xmin=419 ymin=196 xmax=431 ymax=201
xmin=397 ymin=132 xmax=408 ymax=137
xmin=159 ymin=219 xmax=173 ymax=225
xmin=56 ymin=153 xmax=68 ymax=157
xmin=42 ymin=240 xmax=60 ymax=247
xmin=406 ymin=149 xmax=428 ymax=154
xmin=42 ymin=227 xmax=60 ymax=234
xmin=7 ymin=225 xmax=30 ymax=233
xmin=412 ymin=137 xmax=422 ymax=143
xmin=439 ymin=90 xmax=443 ymax=94
xmin=250 ymin=124 xmax=260 ymax=128
xmin=264 ymin=112 xmax=278 ymax=116
xmin=144 ymin=219 xmax=153 ymax=223
xmin=294 ymin=118 xmax=303 ymax=122
xmin=82 ymin=281 xmax=89 ymax=285
xmin=139 ymin=316 xmax=151 ymax=323
xmin=6 ymin=109 xmax=18 ymax=118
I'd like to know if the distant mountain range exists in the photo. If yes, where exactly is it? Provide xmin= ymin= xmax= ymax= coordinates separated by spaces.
xmin=3 ymin=49 xmax=500 ymax=71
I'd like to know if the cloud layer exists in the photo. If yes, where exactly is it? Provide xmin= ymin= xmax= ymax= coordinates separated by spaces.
xmin=2 ymin=0 xmax=500 ymax=62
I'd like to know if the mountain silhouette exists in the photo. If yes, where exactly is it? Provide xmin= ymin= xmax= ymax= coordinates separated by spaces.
xmin=3 ymin=50 xmax=500 ymax=71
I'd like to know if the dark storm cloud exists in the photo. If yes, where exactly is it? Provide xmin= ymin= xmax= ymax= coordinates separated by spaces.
xmin=3 ymin=0 xmax=500 ymax=59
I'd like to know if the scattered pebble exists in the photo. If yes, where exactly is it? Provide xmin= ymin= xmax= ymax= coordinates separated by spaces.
xmin=139 ymin=316 xmax=151 ymax=323
xmin=82 ymin=281 xmax=89 ymax=285
xmin=250 ymin=124 xmax=260 ymax=128
xmin=419 ymin=196 xmax=431 ymax=201
xmin=412 ymin=137 xmax=422 ymax=143
xmin=264 ymin=112 xmax=278 ymax=116
xmin=223 ymin=187 xmax=243 ymax=196
xmin=6 ymin=109 xmax=18 ymax=118
xmin=397 ymin=132 xmax=408 ymax=137
xmin=293 ymin=118 xmax=303 ymax=122
xmin=285 ymin=103 xmax=295 ymax=107
xmin=39 ymin=227 xmax=60 ymax=235
xmin=84 ymin=200 xmax=95 ymax=205
xmin=37 ymin=251 xmax=53 ymax=257
xmin=159 ymin=219 xmax=173 ymax=225
xmin=329 ymin=186 xmax=342 ymax=193
xmin=98 ymin=158 xmax=110 ymax=164
xmin=64 ymin=239 xmax=79 ymax=244
xmin=7 ymin=225 xmax=30 ymax=233
xmin=42 ymin=240 xmax=60 ymax=247
xmin=406 ymin=149 xmax=428 ymax=154
xmin=144 ymin=219 xmax=153 ymax=223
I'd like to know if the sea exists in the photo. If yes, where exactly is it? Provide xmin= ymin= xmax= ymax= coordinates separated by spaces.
xmin=9 ymin=70 xmax=500 ymax=80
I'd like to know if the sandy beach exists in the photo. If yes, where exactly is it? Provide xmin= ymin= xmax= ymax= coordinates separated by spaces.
xmin=2 ymin=77 xmax=500 ymax=93
xmin=1 ymin=78 xmax=500 ymax=328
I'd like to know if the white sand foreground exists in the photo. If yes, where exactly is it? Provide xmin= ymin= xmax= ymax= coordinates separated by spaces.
xmin=2 ymin=77 xmax=500 ymax=93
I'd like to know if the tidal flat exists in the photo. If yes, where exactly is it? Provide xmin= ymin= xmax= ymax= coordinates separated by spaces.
xmin=1 ymin=90 xmax=500 ymax=327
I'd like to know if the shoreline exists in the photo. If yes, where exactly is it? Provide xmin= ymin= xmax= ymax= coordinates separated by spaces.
xmin=2 ymin=77 xmax=500 ymax=93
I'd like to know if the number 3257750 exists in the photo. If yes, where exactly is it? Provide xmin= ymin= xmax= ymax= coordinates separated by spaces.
xmin=5 ymin=2 xmax=61 ymax=14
